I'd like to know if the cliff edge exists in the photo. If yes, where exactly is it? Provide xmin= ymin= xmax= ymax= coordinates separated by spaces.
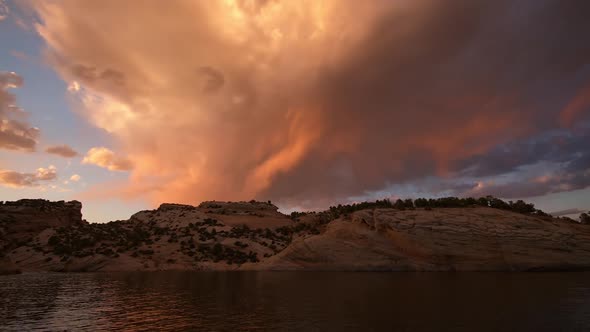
xmin=0 ymin=199 xmax=84 ymax=274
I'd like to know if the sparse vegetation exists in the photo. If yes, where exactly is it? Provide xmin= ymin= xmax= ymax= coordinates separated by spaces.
xmin=318 ymin=196 xmax=549 ymax=220
xmin=1 ymin=196 xmax=579 ymax=273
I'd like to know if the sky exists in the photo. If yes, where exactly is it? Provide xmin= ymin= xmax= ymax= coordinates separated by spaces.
xmin=0 ymin=0 xmax=589 ymax=223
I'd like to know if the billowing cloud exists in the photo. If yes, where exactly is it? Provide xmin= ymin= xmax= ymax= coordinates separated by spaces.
xmin=82 ymin=147 xmax=133 ymax=171
xmin=31 ymin=0 xmax=590 ymax=207
xmin=69 ymin=173 xmax=81 ymax=182
xmin=0 ymin=0 xmax=8 ymax=21
xmin=0 ymin=165 xmax=57 ymax=188
xmin=0 ymin=72 xmax=39 ymax=152
xmin=45 ymin=144 xmax=79 ymax=157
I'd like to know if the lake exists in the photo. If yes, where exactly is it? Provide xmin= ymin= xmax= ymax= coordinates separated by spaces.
xmin=1 ymin=272 xmax=590 ymax=331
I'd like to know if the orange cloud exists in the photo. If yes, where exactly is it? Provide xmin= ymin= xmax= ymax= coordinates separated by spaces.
xmin=31 ymin=0 xmax=378 ymax=204
xmin=29 ymin=1 xmax=590 ymax=207
xmin=82 ymin=147 xmax=133 ymax=171
xmin=244 ymin=108 xmax=322 ymax=196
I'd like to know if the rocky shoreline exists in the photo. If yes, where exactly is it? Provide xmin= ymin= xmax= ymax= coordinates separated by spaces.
xmin=1 ymin=198 xmax=589 ymax=274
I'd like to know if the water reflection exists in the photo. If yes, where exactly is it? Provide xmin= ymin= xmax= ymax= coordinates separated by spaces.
xmin=1 ymin=272 xmax=590 ymax=331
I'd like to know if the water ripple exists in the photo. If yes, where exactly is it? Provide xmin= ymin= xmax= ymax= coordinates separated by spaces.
xmin=1 ymin=272 xmax=590 ymax=331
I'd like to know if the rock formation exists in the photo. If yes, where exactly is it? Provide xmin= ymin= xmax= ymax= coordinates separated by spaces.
xmin=1 ymin=199 xmax=590 ymax=274
xmin=259 ymin=208 xmax=590 ymax=271
xmin=0 ymin=199 xmax=83 ymax=249
xmin=0 ymin=199 xmax=84 ymax=274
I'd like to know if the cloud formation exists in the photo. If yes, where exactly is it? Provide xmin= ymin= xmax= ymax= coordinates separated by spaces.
xmin=0 ymin=72 xmax=39 ymax=152
xmin=45 ymin=144 xmax=78 ymax=157
xmin=550 ymin=208 xmax=587 ymax=217
xmin=31 ymin=0 xmax=590 ymax=206
xmin=69 ymin=174 xmax=81 ymax=182
xmin=444 ymin=126 xmax=590 ymax=199
xmin=0 ymin=0 xmax=8 ymax=21
xmin=82 ymin=147 xmax=133 ymax=171
xmin=0 ymin=165 xmax=57 ymax=188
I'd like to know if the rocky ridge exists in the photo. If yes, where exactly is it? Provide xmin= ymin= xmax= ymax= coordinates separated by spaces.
xmin=1 ymin=198 xmax=589 ymax=274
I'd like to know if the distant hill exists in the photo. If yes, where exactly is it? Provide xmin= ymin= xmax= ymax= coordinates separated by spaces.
xmin=1 ymin=198 xmax=589 ymax=274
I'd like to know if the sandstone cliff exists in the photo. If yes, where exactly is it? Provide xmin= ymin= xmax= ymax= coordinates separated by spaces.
xmin=0 ymin=199 xmax=84 ymax=274
xmin=258 ymin=208 xmax=590 ymax=271
xmin=1 ymin=199 xmax=589 ymax=274
xmin=0 ymin=199 xmax=83 ymax=239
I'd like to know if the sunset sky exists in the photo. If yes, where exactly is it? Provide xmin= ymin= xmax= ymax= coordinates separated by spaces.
xmin=1 ymin=0 xmax=589 ymax=222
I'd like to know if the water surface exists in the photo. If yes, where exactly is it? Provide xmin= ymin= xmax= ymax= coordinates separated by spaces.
xmin=1 ymin=272 xmax=590 ymax=331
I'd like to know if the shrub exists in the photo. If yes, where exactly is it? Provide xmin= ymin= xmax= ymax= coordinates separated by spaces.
xmin=234 ymin=241 xmax=248 ymax=248
xmin=404 ymin=199 xmax=415 ymax=209
xmin=393 ymin=199 xmax=406 ymax=210
xmin=48 ymin=235 xmax=60 ymax=246
xmin=212 ymin=243 xmax=223 ymax=256
xmin=290 ymin=211 xmax=307 ymax=220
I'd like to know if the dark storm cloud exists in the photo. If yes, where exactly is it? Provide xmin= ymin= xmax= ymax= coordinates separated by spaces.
xmin=262 ymin=0 xmax=590 ymax=203
xmin=459 ymin=170 xmax=590 ymax=199
xmin=456 ymin=128 xmax=590 ymax=178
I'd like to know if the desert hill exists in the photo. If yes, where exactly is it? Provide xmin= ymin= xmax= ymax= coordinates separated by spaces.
xmin=258 ymin=207 xmax=590 ymax=271
xmin=1 ymin=198 xmax=589 ymax=274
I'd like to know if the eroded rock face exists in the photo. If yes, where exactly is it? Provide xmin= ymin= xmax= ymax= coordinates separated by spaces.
xmin=259 ymin=207 xmax=590 ymax=271
xmin=0 ymin=199 xmax=84 ymax=274
xmin=0 ymin=199 xmax=84 ymax=249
